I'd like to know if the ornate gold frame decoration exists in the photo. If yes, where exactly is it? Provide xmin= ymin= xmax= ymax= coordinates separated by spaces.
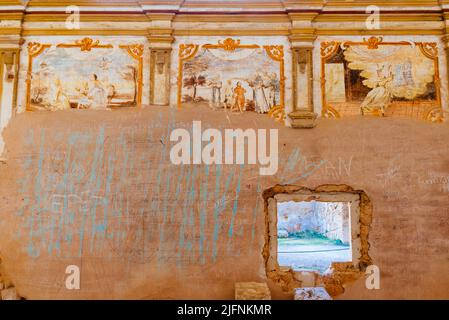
xmin=264 ymin=45 xmax=285 ymax=121
xmin=202 ymin=38 xmax=259 ymax=51
xmin=26 ymin=42 xmax=51 ymax=111
xmin=56 ymin=37 xmax=113 ymax=51
xmin=321 ymin=36 xmax=443 ymax=122
xmin=177 ymin=43 xmax=199 ymax=107
xmin=177 ymin=38 xmax=285 ymax=122
xmin=119 ymin=44 xmax=144 ymax=105
xmin=26 ymin=38 xmax=144 ymax=110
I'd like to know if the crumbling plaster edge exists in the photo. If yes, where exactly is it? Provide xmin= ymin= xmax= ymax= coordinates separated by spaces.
xmin=262 ymin=184 xmax=373 ymax=298
xmin=0 ymin=253 xmax=23 ymax=300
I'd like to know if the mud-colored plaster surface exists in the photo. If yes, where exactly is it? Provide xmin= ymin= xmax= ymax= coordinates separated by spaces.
xmin=0 ymin=104 xmax=448 ymax=299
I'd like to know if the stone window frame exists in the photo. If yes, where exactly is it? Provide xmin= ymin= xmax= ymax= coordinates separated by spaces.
xmin=262 ymin=184 xmax=372 ymax=297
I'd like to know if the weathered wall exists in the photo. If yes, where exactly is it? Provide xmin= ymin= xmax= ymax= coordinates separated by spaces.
xmin=0 ymin=105 xmax=448 ymax=299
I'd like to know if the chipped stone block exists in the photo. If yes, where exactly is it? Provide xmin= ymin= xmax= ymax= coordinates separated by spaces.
xmin=235 ymin=282 xmax=271 ymax=300
xmin=294 ymin=287 xmax=332 ymax=300
xmin=1 ymin=288 xmax=18 ymax=300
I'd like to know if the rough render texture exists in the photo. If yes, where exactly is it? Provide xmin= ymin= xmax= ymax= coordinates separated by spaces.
xmin=262 ymin=185 xmax=372 ymax=297
xmin=294 ymin=287 xmax=332 ymax=301
xmin=235 ymin=282 xmax=271 ymax=300
xmin=0 ymin=105 xmax=448 ymax=299
xmin=0 ymin=257 xmax=20 ymax=300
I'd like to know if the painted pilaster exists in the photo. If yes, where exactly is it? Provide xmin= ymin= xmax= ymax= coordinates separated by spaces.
xmin=147 ymin=11 xmax=175 ymax=106
xmin=288 ymin=12 xmax=319 ymax=128
xmin=0 ymin=43 xmax=21 ymax=155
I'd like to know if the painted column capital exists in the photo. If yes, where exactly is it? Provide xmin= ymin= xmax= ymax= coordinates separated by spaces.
xmin=147 ymin=28 xmax=175 ymax=50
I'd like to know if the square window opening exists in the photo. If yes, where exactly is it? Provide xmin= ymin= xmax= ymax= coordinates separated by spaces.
xmin=277 ymin=200 xmax=352 ymax=274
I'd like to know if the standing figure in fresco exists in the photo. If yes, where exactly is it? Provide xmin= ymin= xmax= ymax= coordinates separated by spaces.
xmin=254 ymin=73 xmax=270 ymax=114
xmin=51 ymin=78 xmax=71 ymax=110
xmin=223 ymin=80 xmax=234 ymax=110
xmin=88 ymin=74 xmax=109 ymax=110
xmin=233 ymin=82 xmax=246 ymax=113
xmin=210 ymin=80 xmax=222 ymax=109
xmin=360 ymin=65 xmax=394 ymax=116
xmin=265 ymin=72 xmax=279 ymax=109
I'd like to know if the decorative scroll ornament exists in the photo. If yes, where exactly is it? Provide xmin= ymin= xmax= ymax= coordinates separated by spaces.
xmin=267 ymin=106 xmax=286 ymax=122
xmin=27 ymin=42 xmax=51 ymax=57
xmin=221 ymin=38 xmax=240 ymax=50
xmin=57 ymin=37 xmax=113 ymax=51
xmin=120 ymin=44 xmax=144 ymax=59
xmin=203 ymin=38 xmax=259 ymax=51
xmin=179 ymin=44 xmax=199 ymax=60
xmin=364 ymin=36 xmax=383 ymax=49
xmin=320 ymin=41 xmax=340 ymax=59
xmin=418 ymin=43 xmax=438 ymax=60
xmin=323 ymin=106 xmax=341 ymax=119
xmin=426 ymin=107 xmax=444 ymax=123
xmin=264 ymin=45 xmax=284 ymax=61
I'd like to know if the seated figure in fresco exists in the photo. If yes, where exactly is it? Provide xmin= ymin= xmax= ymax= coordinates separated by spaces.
xmin=360 ymin=65 xmax=394 ymax=116
xmin=233 ymin=82 xmax=246 ymax=113
xmin=88 ymin=74 xmax=109 ymax=110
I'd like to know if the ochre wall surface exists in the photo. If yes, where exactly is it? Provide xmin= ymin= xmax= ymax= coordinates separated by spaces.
xmin=0 ymin=105 xmax=448 ymax=299
xmin=2 ymin=0 xmax=449 ymax=301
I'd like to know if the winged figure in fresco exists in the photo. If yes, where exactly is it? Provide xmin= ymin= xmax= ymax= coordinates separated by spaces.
xmin=360 ymin=64 xmax=394 ymax=116
xmin=343 ymin=45 xmax=436 ymax=116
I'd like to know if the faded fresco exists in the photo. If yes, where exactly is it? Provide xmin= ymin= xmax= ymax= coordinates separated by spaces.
xmin=178 ymin=38 xmax=285 ymax=120
xmin=321 ymin=37 xmax=443 ymax=122
xmin=26 ymin=38 xmax=143 ymax=111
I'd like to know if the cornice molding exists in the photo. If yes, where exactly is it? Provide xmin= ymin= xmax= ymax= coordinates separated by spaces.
xmin=2 ymin=1 xmax=449 ymax=38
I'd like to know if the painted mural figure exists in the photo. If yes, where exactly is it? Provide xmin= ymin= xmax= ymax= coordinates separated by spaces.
xmin=77 ymin=85 xmax=90 ymax=109
xmin=360 ymin=66 xmax=394 ymax=116
xmin=233 ymin=82 xmax=246 ymax=113
xmin=324 ymin=39 xmax=441 ymax=121
xmin=180 ymin=44 xmax=282 ymax=117
xmin=28 ymin=43 xmax=141 ymax=111
xmin=52 ymin=78 xmax=71 ymax=110
xmin=223 ymin=80 xmax=234 ymax=110
xmin=266 ymin=72 xmax=279 ymax=108
xmin=211 ymin=80 xmax=222 ymax=108
xmin=88 ymin=74 xmax=109 ymax=110
xmin=254 ymin=74 xmax=270 ymax=113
